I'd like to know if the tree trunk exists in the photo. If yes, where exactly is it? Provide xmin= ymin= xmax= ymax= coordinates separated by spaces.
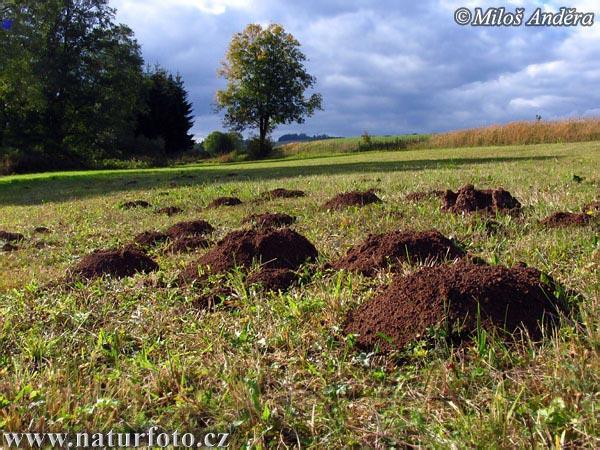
xmin=259 ymin=115 xmax=269 ymax=156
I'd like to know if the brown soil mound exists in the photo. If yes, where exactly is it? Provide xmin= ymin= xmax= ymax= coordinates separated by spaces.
xmin=242 ymin=213 xmax=296 ymax=228
xmin=322 ymin=191 xmax=382 ymax=210
xmin=119 ymin=200 xmax=151 ymax=209
xmin=134 ymin=231 xmax=169 ymax=248
xmin=540 ymin=212 xmax=592 ymax=228
xmin=405 ymin=190 xmax=445 ymax=202
xmin=261 ymin=188 xmax=306 ymax=199
xmin=208 ymin=197 xmax=242 ymax=208
xmin=33 ymin=226 xmax=51 ymax=234
xmin=167 ymin=236 xmax=211 ymax=253
xmin=165 ymin=220 xmax=214 ymax=239
xmin=443 ymin=184 xmax=521 ymax=214
xmin=582 ymin=200 xmax=600 ymax=214
xmin=156 ymin=206 xmax=183 ymax=216
xmin=181 ymin=228 xmax=318 ymax=281
xmin=0 ymin=230 xmax=25 ymax=242
xmin=247 ymin=268 xmax=298 ymax=292
xmin=344 ymin=261 xmax=564 ymax=352
xmin=71 ymin=248 xmax=159 ymax=280
xmin=334 ymin=230 xmax=465 ymax=275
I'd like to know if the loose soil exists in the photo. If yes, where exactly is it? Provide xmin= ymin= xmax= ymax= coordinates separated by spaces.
xmin=344 ymin=261 xmax=564 ymax=352
xmin=156 ymin=206 xmax=183 ymax=216
xmin=0 ymin=230 xmax=25 ymax=242
xmin=181 ymin=228 xmax=318 ymax=282
xmin=133 ymin=231 xmax=169 ymax=248
xmin=405 ymin=190 xmax=445 ymax=202
xmin=321 ymin=191 xmax=382 ymax=210
xmin=208 ymin=197 xmax=242 ymax=208
xmin=260 ymin=188 xmax=306 ymax=200
xmin=242 ymin=213 xmax=296 ymax=228
xmin=119 ymin=200 xmax=151 ymax=209
xmin=70 ymin=247 xmax=159 ymax=280
xmin=33 ymin=226 xmax=51 ymax=234
xmin=540 ymin=212 xmax=592 ymax=228
xmin=167 ymin=236 xmax=211 ymax=254
xmin=333 ymin=230 xmax=465 ymax=275
xmin=246 ymin=268 xmax=298 ymax=292
xmin=165 ymin=220 xmax=214 ymax=239
xmin=442 ymin=184 xmax=521 ymax=214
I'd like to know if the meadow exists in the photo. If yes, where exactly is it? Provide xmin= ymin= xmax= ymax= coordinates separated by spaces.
xmin=275 ymin=134 xmax=428 ymax=158
xmin=0 ymin=141 xmax=598 ymax=448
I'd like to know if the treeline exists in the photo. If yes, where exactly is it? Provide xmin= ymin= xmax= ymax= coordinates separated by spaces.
xmin=0 ymin=1 xmax=195 ymax=174
xmin=277 ymin=133 xmax=336 ymax=143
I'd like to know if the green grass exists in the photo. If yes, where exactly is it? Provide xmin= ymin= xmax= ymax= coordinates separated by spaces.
xmin=275 ymin=133 xmax=429 ymax=158
xmin=0 ymin=142 xmax=598 ymax=447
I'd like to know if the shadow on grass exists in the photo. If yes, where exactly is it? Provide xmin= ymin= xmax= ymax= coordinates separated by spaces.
xmin=0 ymin=154 xmax=559 ymax=206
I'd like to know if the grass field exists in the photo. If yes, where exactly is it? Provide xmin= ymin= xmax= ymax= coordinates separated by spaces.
xmin=0 ymin=142 xmax=598 ymax=447
xmin=276 ymin=134 xmax=428 ymax=158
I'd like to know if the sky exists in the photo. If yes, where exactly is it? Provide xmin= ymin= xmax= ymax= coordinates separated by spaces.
xmin=110 ymin=0 xmax=600 ymax=140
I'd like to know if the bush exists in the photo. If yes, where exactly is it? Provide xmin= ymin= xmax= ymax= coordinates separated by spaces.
xmin=358 ymin=138 xmax=408 ymax=152
xmin=1 ymin=148 xmax=86 ymax=175
xmin=118 ymin=134 xmax=166 ymax=157
xmin=203 ymin=131 xmax=241 ymax=156
xmin=361 ymin=131 xmax=372 ymax=146
xmin=246 ymin=137 xmax=273 ymax=159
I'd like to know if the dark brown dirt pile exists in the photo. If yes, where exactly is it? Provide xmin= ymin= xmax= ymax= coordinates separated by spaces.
xmin=156 ymin=206 xmax=183 ymax=216
xmin=167 ymin=236 xmax=211 ymax=254
xmin=261 ymin=188 xmax=305 ymax=200
xmin=134 ymin=231 xmax=169 ymax=248
xmin=242 ymin=213 xmax=296 ymax=228
xmin=405 ymin=190 xmax=445 ymax=202
xmin=70 ymin=247 xmax=159 ymax=279
xmin=246 ymin=268 xmax=298 ymax=292
xmin=321 ymin=191 xmax=382 ymax=210
xmin=33 ymin=226 xmax=51 ymax=234
xmin=165 ymin=220 xmax=214 ymax=239
xmin=0 ymin=230 xmax=25 ymax=242
xmin=344 ymin=261 xmax=564 ymax=352
xmin=540 ymin=212 xmax=592 ymax=228
xmin=119 ymin=200 xmax=151 ymax=209
xmin=443 ymin=184 xmax=521 ymax=214
xmin=334 ymin=230 xmax=465 ymax=275
xmin=181 ymin=228 xmax=318 ymax=281
xmin=208 ymin=197 xmax=242 ymax=208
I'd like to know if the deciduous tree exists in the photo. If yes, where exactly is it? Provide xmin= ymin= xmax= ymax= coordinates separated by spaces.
xmin=216 ymin=24 xmax=322 ymax=157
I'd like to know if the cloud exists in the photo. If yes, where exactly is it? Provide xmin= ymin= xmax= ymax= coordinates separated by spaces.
xmin=110 ymin=0 xmax=600 ymax=139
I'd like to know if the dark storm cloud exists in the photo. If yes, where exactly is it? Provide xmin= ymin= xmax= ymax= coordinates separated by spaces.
xmin=111 ymin=0 xmax=600 ymax=139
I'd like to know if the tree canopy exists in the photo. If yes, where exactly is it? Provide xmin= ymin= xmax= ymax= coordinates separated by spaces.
xmin=216 ymin=24 xmax=322 ymax=156
xmin=0 ymin=1 xmax=196 ymax=173
xmin=1 ymin=1 xmax=144 ymax=164
xmin=136 ymin=68 xmax=195 ymax=154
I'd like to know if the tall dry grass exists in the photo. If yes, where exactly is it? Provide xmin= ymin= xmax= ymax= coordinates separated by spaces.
xmin=424 ymin=118 xmax=600 ymax=148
